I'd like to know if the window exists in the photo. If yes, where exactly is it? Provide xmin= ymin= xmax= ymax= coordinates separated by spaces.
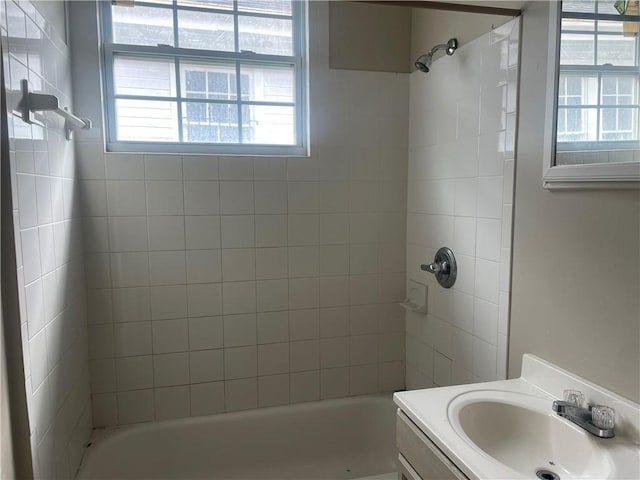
xmin=556 ymin=0 xmax=639 ymax=152
xmin=101 ymin=0 xmax=306 ymax=155
xmin=542 ymin=0 xmax=640 ymax=187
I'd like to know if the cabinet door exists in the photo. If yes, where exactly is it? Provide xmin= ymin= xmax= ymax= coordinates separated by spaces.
xmin=396 ymin=411 xmax=469 ymax=480
xmin=398 ymin=454 xmax=422 ymax=480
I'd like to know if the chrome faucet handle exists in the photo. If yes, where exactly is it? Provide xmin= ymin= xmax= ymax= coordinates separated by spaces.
xmin=563 ymin=389 xmax=585 ymax=407
xmin=591 ymin=405 xmax=616 ymax=430
xmin=422 ymin=260 xmax=448 ymax=274
xmin=419 ymin=247 xmax=457 ymax=289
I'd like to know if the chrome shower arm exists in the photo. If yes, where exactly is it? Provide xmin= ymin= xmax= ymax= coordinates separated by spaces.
xmin=429 ymin=43 xmax=449 ymax=56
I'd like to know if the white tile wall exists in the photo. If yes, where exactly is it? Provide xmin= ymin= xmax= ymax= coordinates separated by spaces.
xmin=71 ymin=1 xmax=408 ymax=426
xmin=405 ymin=19 xmax=520 ymax=388
xmin=2 ymin=1 xmax=92 ymax=478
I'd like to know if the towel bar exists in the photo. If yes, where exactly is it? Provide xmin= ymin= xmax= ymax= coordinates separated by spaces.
xmin=20 ymin=79 xmax=91 ymax=140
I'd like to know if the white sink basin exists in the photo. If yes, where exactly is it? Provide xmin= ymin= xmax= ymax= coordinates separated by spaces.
xmin=448 ymin=391 xmax=613 ymax=479
xmin=394 ymin=355 xmax=640 ymax=480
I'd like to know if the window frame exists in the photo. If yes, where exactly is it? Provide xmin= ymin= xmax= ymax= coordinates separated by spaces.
xmin=542 ymin=1 xmax=640 ymax=189
xmin=100 ymin=0 xmax=308 ymax=156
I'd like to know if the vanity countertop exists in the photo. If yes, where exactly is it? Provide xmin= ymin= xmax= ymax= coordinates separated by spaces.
xmin=394 ymin=354 xmax=640 ymax=480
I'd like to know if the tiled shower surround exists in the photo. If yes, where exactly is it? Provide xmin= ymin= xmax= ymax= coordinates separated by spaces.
xmin=2 ymin=1 xmax=92 ymax=478
xmin=73 ymin=1 xmax=409 ymax=426
xmin=405 ymin=19 xmax=519 ymax=387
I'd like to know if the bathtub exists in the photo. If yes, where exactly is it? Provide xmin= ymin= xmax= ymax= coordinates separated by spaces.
xmin=77 ymin=395 xmax=398 ymax=479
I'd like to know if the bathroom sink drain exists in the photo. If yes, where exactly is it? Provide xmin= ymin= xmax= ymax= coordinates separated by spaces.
xmin=536 ymin=469 xmax=560 ymax=480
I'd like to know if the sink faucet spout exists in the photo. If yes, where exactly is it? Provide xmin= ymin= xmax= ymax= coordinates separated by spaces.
xmin=552 ymin=399 xmax=615 ymax=438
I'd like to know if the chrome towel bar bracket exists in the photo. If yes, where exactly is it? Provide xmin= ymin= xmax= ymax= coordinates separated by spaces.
xmin=20 ymin=79 xmax=91 ymax=140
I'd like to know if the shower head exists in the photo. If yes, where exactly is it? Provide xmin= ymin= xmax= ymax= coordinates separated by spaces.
xmin=414 ymin=38 xmax=458 ymax=73
xmin=414 ymin=53 xmax=433 ymax=73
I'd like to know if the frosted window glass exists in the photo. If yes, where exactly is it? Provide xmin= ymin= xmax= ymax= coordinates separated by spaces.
xmin=114 ymin=57 xmax=176 ymax=97
xmin=178 ymin=0 xmax=233 ymax=9
xmin=238 ymin=16 xmax=293 ymax=55
xmin=178 ymin=10 xmax=235 ymax=51
xmin=240 ymin=65 xmax=294 ymax=102
xmin=237 ymin=0 xmax=292 ymax=15
xmin=112 ymin=5 xmax=174 ymax=46
xmin=244 ymin=105 xmax=294 ymax=144
xmin=116 ymin=99 xmax=179 ymax=142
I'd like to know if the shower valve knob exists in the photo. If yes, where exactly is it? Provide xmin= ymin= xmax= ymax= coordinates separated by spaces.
xmin=422 ymin=260 xmax=448 ymax=275
xmin=420 ymin=247 xmax=457 ymax=289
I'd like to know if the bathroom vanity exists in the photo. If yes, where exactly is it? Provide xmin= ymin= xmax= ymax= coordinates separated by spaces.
xmin=396 ymin=410 xmax=468 ymax=480
xmin=394 ymin=354 xmax=640 ymax=480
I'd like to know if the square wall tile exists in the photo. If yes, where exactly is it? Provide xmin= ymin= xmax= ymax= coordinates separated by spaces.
xmin=145 ymin=155 xmax=183 ymax=180
xmin=288 ymin=182 xmax=319 ymax=213
xmin=115 ymin=356 xmax=153 ymax=391
xmin=187 ymin=283 xmax=223 ymax=317
xmin=107 ymin=181 xmax=146 ymax=216
xmin=150 ymin=285 xmax=188 ymax=320
xmin=92 ymin=394 xmax=118 ymax=427
xmin=148 ymin=216 xmax=185 ymax=251
xmin=183 ymin=156 xmax=219 ymax=181
xmin=222 ymin=281 xmax=256 ymax=315
xmin=290 ymin=371 xmax=319 ymax=403
xmin=349 ymin=364 xmax=378 ymax=395
xmin=320 ymin=367 xmax=349 ymax=399
xmin=188 ymin=316 xmax=223 ymax=351
xmin=147 ymin=181 xmax=184 ymax=215
xmin=221 ymin=216 xmax=254 ymax=248
xmin=256 ymin=279 xmax=288 ymax=312
xmin=185 ymin=216 xmax=220 ymax=250
xmin=184 ymin=181 xmax=220 ymax=215
xmin=288 ymin=215 xmax=318 ymax=246
xmin=221 ymin=249 xmax=255 ymax=282
xmin=289 ymin=277 xmax=319 ymax=310
xmin=114 ymin=322 xmax=152 ymax=357
xmin=288 ymin=246 xmax=319 ymax=278
xmin=186 ymin=250 xmax=222 ymax=284
xmin=256 ymin=248 xmax=288 ymax=280
xmin=255 ymin=215 xmax=287 ymax=247
xmin=319 ymin=307 xmax=349 ymax=338
xmin=153 ymin=352 xmax=189 ymax=387
xmin=225 ymin=378 xmax=257 ymax=412
xmin=106 ymin=155 xmax=144 ymax=180
xmin=258 ymin=343 xmax=289 ymax=376
xmin=224 ymin=346 xmax=257 ymax=379
xmin=258 ymin=374 xmax=290 ymax=407
xmin=190 ymin=381 xmax=224 ymax=416
xmin=290 ymin=340 xmax=319 ymax=372
xmin=189 ymin=349 xmax=224 ymax=383
xmin=254 ymin=158 xmax=286 ymax=180
xmin=152 ymin=319 xmax=189 ymax=354
xmin=320 ymin=337 xmax=349 ymax=368
xmin=112 ymin=287 xmax=151 ymax=323
xmin=110 ymin=252 xmax=149 ymax=288
xmin=219 ymin=157 xmax=253 ymax=180
xmin=220 ymin=182 xmax=254 ymax=214
xmin=254 ymin=182 xmax=287 ymax=214
xmin=224 ymin=314 xmax=257 ymax=347
xmin=109 ymin=217 xmax=149 ymax=252
xmin=149 ymin=251 xmax=186 ymax=286
xmin=117 ymin=390 xmax=154 ymax=424
xmin=257 ymin=311 xmax=289 ymax=344
xmin=154 ymin=386 xmax=190 ymax=420
xmin=289 ymin=309 xmax=319 ymax=341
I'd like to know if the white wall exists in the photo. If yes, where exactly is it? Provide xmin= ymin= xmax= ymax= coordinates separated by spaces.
xmin=1 ymin=1 xmax=92 ymax=478
xmin=69 ymin=1 xmax=409 ymax=427
xmin=330 ymin=2 xmax=412 ymax=73
xmin=509 ymin=1 xmax=640 ymax=403
xmin=410 ymin=7 xmax=514 ymax=70
xmin=405 ymin=19 xmax=519 ymax=388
